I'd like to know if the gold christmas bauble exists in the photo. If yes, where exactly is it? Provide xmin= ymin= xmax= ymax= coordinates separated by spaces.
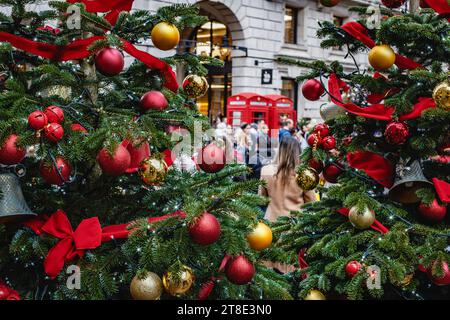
xmin=295 ymin=168 xmax=319 ymax=191
xmin=130 ymin=272 xmax=163 ymax=300
xmin=162 ymin=265 xmax=194 ymax=296
xmin=183 ymin=75 xmax=209 ymax=98
xmin=247 ymin=222 xmax=273 ymax=251
xmin=151 ymin=22 xmax=180 ymax=51
xmin=432 ymin=80 xmax=450 ymax=111
xmin=368 ymin=45 xmax=396 ymax=70
xmin=348 ymin=206 xmax=376 ymax=230
xmin=138 ymin=157 xmax=168 ymax=186
xmin=304 ymin=289 xmax=326 ymax=300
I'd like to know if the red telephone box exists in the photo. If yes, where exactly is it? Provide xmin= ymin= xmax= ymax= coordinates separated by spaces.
xmin=227 ymin=93 xmax=269 ymax=128
xmin=266 ymin=94 xmax=297 ymax=128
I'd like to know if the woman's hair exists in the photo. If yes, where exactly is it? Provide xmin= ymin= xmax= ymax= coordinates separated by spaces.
xmin=275 ymin=136 xmax=301 ymax=187
xmin=240 ymin=123 xmax=249 ymax=130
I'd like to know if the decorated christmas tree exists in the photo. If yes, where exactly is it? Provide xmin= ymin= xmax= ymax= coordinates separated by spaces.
xmin=274 ymin=0 xmax=450 ymax=300
xmin=0 ymin=0 xmax=291 ymax=300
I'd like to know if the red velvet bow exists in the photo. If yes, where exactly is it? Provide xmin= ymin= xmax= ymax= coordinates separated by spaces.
xmin=432 ymin=178 xmax=450 ymax=203
xmin=328 ymin=73 xmax=436 ymax=121
xmin=67 ymin=0 xmax=134 ymax=25
xmin=337 ymin=208 xmax=389 ymax=234
xmin=341 ymin=21 xmax=423 ymax=70
xmin=347 ymin=151 xmax=395 ymax=188
xmin=28 ymin=210 xmax=102 ymax=279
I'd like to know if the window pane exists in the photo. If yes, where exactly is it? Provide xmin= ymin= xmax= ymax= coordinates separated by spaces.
xmin=284 ymin=7 xmax=296 ymax=44
xmin=281 ymin=78 xmax=295 ymax=100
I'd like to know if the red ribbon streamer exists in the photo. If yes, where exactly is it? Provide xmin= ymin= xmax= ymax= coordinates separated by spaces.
xmin=341 ymin=21 xmax=423 ymax=70
xmin=198 ymin=255 xmax=231 ymax=300
xmin=25 ymin=210 xmax=187 ymax=278
xmin=432 ymin=178 xmax=450 ymax=203
xmin=328 ymin=73 xmax=436 ymax=121
xmin=67 ymin=0 xmax=134 ymax=25
xmin=347 ymin=151 xmax=395 ymax=188
xmin=298 ymin=248 xmax=308 ymax=280
xmin=337 ymin=208 xmax=389 ymax=234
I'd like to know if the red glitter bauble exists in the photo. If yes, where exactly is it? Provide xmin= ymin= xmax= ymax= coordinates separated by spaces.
xmin=384 ymin=121 xmax=409 ymax=145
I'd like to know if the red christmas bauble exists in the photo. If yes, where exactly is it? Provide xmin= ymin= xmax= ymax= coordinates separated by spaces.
xmin=140 ymin=91 xmax=169 ymax=111
xmin=0 ymin=134 xmax=26 ymax=165
xmin=345 ymin=260 xmax=362 ymax=278
xmin=302 ymin=79 xmax=324 ymax=101
xmin=197 ymin=144 xmax=226 ymax=173
xmin=307 ymin=133 xmax=322 ymax=147
xmin=418 ymin=199 xmax=447 ymax=223
xmin=95 ymin=48 xmax=124 ymax=77
xmin=97 ymin=144 xmax=131 ymax=176
xmin=44 ymin=105 xmax=64 ymax=124
xmin=309 ymin=158 xmax=324 ymax=174
xmin=313 ymin=123 xmax=330 ymax=137
xmin=384 ymin=121 xmax=409 ymax=145
xmin=28 ymin=110 xmax=48 ymax=130
xmin=188 ymin=212 xmax=221 ymax=245
xmin=225 ymin=255 xmax=255 ymax=285
xmin=320 ymin=0 xmax=341 ymax=7
xmin=125 ymin=140 xmax=151 ymax=173
xmin=381 ymin=0 xmax=406 ymax=8
xmin=0 ymin=285 xmax=10 ymax=300
xmin=428 ymin=261 xmax=450 ymax=286
xmin=40 ymin=157 xmax=72 ymax=185
xmin=322 ymin=136 xmax=336 ymax=151
xmin=71 ymin=123 xmax=88 ymax=133
xmin=44 ymin=123 xmax=64 ymax=143
xmin=323 ymin=162 xmax=342 ymax=183
xmin=198 ymin=279 xmax=215 ymax=300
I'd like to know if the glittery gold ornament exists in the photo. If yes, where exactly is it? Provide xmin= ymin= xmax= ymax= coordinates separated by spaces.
xmin=130 ymin=272 xmax=163 ymax=300
xmin=182 ymin=75 xmax=209 ymax=98
xmin=138 ymin=157 xmax=168 ymax=186
xmin=295 ymin=167 xmax=319 ymax=191
xmin=304 ymin=289 xmax=326 ymax=300
xmin=348 ymin=206 xmax=375 ymax=230
xmin=162 ymin=265 xmax=194 ymax=296
xmin=432 ymin=80 xmax=450 ymax=110
xmin=44 ymin=85 xmax=72 ymax=100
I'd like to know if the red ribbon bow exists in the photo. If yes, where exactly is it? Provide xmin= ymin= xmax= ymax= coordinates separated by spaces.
xmin=29 ymin=210 xmax=102 ymax=279
xmin=347 ymin=151 xmax=395 ymax=188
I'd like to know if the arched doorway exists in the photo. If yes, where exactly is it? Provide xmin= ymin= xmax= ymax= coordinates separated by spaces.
xmin=186 ymin=19 xmax=232 ymax=121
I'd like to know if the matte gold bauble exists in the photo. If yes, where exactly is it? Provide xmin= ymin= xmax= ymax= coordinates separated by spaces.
xmin=247 ymin=222 xmax=273 ymax=251
xmin=295 ymin=168 xmax=319 ymax=191
xmin=348 ymin=206 xmax=376 ymax=230
xmin=151 ymin=22 xmax=180 ymax=51
xmin=162 ymin=265 xmax=194 ymax=296
xmin=304 ymin=289 xmax=326 ymax=300
xmin=138 ymin=157 xmax=168 ymax=186
xmin=432 ymin=80 xmax=450 ymax=110
xmin=183 ymin=75 xmax=209 ymax=98
xmin=368 ymin=45 xmax=396 ymax=70
xmin=130 ymin=272 xmax=163 ymax=300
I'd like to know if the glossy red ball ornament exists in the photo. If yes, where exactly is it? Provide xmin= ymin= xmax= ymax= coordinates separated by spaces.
xmin=418 ymin=199 xmax=447 ymax=223
xmin=40 ymin=157 xmax=72 ymax=185
xmin=428 ymin=261 xmax=450 ymax=286
xmin=0 ymin=285 xmax=10 ymax=300
xmin=384 ymin=121 xmax=409 ymax=145
xmin=320 ymin=0 xmax=341 ymax=7
xmin=225 ymin=256 xmax=255 ymax=285
xmin=44 ymin=123 xmax=64 ymax=143
xmin=71 ymin=123 xmax=88 ymax=133
xmin=313 ymin=123 xmax=330 ymax=137
xmin=345 ymin=260 xmax=362 ymax=278
xmin=97 ymin=144 xmax=131 ymax=176
xmin=28 ymin=110 xmax=48 ymax=130
xmin=140 ymin=91 xmax=169 ymax=111
xmin=309 ymin=158 xmax=324 ymax=174
xmin=44 ymin=105 xmax=64 ymax=124
xmin=188 ymin=212 xmax=221 ymax=245
xmin=307 ymin=133 xmax=322 ymax=147
xmin=323 ymin=162 xmax=342 ymax=183
xmin=381 ymin=0 xmax=406 ymax=8
xmin=197 ymin=144 xmax=226 ymax=173
xmin=95 ymin=48 xmax=124 ymax=77
xmin=322 ymin=136 xmax=336 ymax=151
xmin=302 ymin=79 xmax=324 ymax=101
xmin=0 ymin=134 xmax=26 ymax=165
